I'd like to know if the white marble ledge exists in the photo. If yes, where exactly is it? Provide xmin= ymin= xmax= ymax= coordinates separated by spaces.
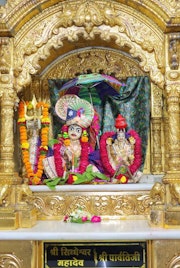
xmin=1 ymin=219 xmax=180 ymax=241
xmin=30 ymin=175 xmax=163 ymax=192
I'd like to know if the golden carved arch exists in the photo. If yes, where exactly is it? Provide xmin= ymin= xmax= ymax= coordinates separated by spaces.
xmin=13 ymin=0 xmax=165 ymax=92
xmin=1 ymin=0 xmax=179 ymax=34
xmin=40 ymin=48 xmax=145 ymax=93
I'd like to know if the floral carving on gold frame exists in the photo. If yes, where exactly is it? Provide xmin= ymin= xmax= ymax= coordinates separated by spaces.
xmin=13 ymin=0 xmax=165 ymax=92
xmin=0 ymin=253 xmax=23 ymax=268
xmin=33 ymin=191 xmax=151 ymax=220
xmin=40 ymin=48 xmax=145 ymax=96
xmin=1 ymin=0 xmax=179 ymax=30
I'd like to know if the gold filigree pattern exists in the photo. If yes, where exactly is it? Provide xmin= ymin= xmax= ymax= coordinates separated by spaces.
xmin=55 ymin=1 xmax=124 ymax=34
xmin=159 ymin=88 xmax=180 ymax=180
xmin=168 ymin=255 xmax=180 ymax=268
xmin=33 ymin=191 xmax=151 ymax=219
xmin=150 ymin=182 xmax=165 ymax=205
xmin=12 ymin=1 xmax=164 ymax=91
xmin=152 ymin=241 xmax=180 ymax=268
xmin=151 ymin=119 xmax=163 ymax=173
xmin=15 ymin=25 xmax=164 ymax=90
xmin=0 ymin=91 xmax=17 ymax=176
xmin=151 ymin=84 xmax=163 ymax=117
xmin=2 ymin=0 xmax=180 ymax=28
xmin=156 ymin=0 xmax=180 ymax=15
xmin=0 ymin=253 xmax=22 ymax=268
xmin=115 ymin=7 xmax=164 ymax=68
xmin=169 ymin=183 xmax=180 ymax=205
xmin=0 ymin=185 xmax=11 ymax=207
xmin=169 ymin=34 xmax=180 ymax=70
xmin=166 ymin=89 xmax=180 ymax=169
xmin=0 ymin=38 xmax=11 ymax=76
xmin=40 ymin=48 xmax=145 ymax=96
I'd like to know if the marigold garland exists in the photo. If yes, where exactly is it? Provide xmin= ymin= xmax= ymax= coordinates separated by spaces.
xmin=18 ymin=100 xmax=50 ymax=185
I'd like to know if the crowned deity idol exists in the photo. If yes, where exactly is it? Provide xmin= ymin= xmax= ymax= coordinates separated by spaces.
xmin=99 ymin=114 xmax=142 ymax=183
xmin=43 ymin=95 xmax=109 ymax=185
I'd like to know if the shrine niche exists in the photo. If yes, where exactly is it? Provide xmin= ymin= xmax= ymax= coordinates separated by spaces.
xmin=1 ymin=2 xmax=180 ymax=268
xmin=0 ymin=0 xmax=179 ymax=230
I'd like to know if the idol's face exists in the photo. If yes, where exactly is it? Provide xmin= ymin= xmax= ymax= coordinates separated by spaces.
xmin=117 ymin=130 xmax=125 ymax=142
xmin=68 ymin=124 xmax=82 ymax=140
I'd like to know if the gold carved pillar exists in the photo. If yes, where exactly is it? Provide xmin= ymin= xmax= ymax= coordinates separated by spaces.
xmin=163 ymin=111 xmax=169 ymax=172
xmin=0 ymin=37 xmax=21 ymax=184
xmin=149 ymin=35 xmax=180 ymax=228
xmin=163 ymin=33 xmax=180 ymax=183
xmin=151 ymin=83 xmax=163 ymax=174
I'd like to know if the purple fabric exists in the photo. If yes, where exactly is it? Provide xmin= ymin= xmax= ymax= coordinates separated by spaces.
xmin=88 ymin=150 xmax=105 ymax=173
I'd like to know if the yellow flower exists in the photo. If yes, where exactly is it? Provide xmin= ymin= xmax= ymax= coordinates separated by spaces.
xmin=18 ymin=118 xmax=26 ymax=123
xmin=41 ymin=118 xmax=50 ymax=123
xmin=40 ymin=145 xmax=48 ymax=151
xmin=21 ymin=142 xmax=29 ymax=149
xmin=120 ymin=175 xmax=128 ymax=184
xmin=27 ymin=102 xmax=33 ymax=110
xmin=106 ymin=137 xmax=113 ymax=145
xmin=129 ymin=136 xmax=135 ymax=144
xmin=72 ymin=175 xmax=78 ymax=181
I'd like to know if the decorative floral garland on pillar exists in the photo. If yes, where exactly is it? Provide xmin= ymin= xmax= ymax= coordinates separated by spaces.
xmin=18 ymin=101 xmax=50 ymax=185
xmin=100 ymin=129 xmax=142 ymax=183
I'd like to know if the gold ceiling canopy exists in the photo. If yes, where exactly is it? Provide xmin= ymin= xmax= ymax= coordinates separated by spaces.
xmin=8 ymin=0 xmax=167 ymax=90
xmin=0 ymin=0 xmax=178 ymax=92
xmin=0 ymin=0 xmax=179 ymax=35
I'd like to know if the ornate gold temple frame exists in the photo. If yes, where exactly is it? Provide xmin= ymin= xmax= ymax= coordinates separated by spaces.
xmin=0 ymin=0 xmax=179 ymax=229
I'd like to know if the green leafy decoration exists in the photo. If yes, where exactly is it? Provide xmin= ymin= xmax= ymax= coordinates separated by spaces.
xmin=48 ymin=139 xmax=59 ymax=148
xmin=44 ymin=176 xmax=68 ymax=190
xmin=73 ymin=165 xmax=110 ymax=184
xmin=70 ymin=218 xmax=90 ymax=224
xmin=118 ymin=165 xmax=127 ymax=174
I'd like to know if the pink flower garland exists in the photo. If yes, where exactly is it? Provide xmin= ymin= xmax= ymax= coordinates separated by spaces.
xmin=100 ymin=131 xmax=115 ymax=177
xmin=99 ymin=130 xmax=142 ymax=178
xmin=53 ymin=140 xmax=90 ymax=178
xmin=54 ymin=143 xmax=64 ymax=177
xmin=79 ymin=140 xmax=89 ymax=173
xmin=128 ymin=129 xmax=142 ymax=174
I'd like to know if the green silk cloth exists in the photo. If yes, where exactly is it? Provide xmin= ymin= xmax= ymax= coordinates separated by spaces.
xmin=101 ymin=76 xmax=150 ymax=169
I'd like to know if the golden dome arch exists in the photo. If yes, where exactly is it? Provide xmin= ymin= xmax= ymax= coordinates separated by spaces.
xmin=12 ymin=0 xmax=166 ymax=91
xmin=2 ymin=0 xmax=179 ymax=34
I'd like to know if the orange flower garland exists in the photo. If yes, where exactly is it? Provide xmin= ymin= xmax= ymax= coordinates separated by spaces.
xmin=18 ymin=100 xmax=50 ymax=185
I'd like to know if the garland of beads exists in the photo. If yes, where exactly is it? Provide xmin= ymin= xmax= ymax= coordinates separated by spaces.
xmin=18 ymin=101 xmax=50 ymax=185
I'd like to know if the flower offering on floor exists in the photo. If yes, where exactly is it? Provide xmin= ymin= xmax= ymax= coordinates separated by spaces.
xmin=63 ymin=206 xmax=101 ymax=223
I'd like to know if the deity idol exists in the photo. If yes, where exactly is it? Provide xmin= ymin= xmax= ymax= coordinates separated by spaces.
xmin=43 ymin=95 xmax=109 ymax=185
xmin=99 ymin=114 xmax=142 ymax=183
